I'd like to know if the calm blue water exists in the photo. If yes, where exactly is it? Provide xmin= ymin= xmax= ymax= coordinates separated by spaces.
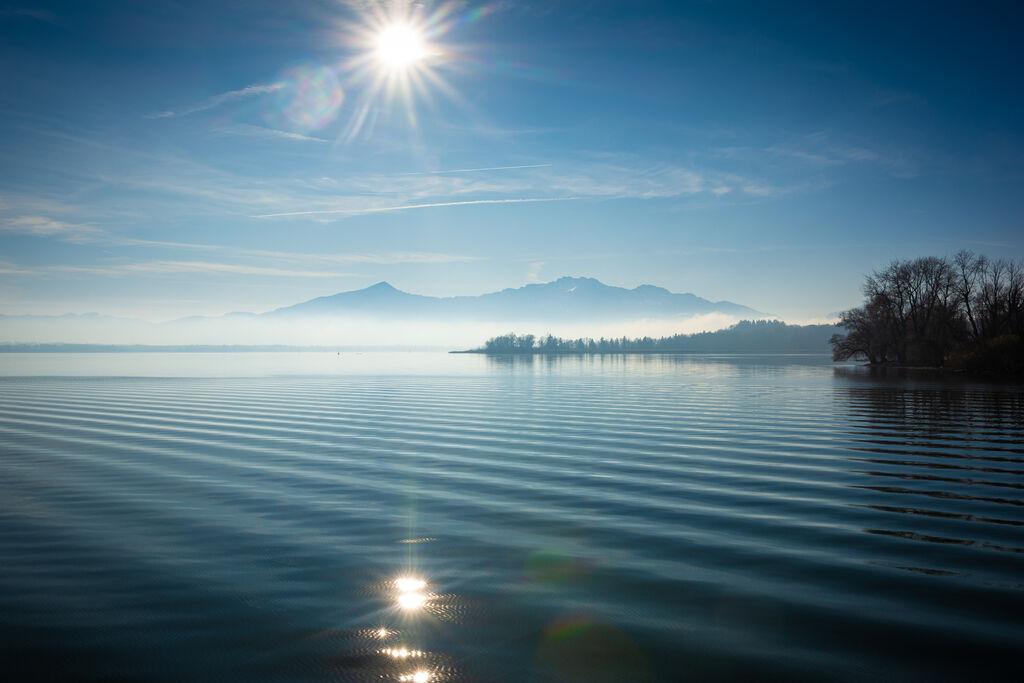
xmin=1 ymin=353 xmax=1022 ymax=682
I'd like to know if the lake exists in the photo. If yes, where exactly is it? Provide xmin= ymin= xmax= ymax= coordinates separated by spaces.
xmin=1 ymin=353 xmax=1022 ymax=681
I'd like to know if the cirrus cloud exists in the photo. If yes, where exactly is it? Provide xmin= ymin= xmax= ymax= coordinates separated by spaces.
xmin=1 ymin=215 xmax=104 ymax=242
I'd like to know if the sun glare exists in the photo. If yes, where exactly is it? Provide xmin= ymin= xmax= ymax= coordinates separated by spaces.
xmin=375 ymin=24 xmax=426 ymax=70
xmin=397 ymin=592 xmax=426 ymax=610
xmin=395 ymin=577 xmax=427 ymax=593
xmin=340 ymin=3 xmax=463 ymax=138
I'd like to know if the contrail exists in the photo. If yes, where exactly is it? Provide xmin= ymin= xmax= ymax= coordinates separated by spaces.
xmin=396 ymin=163 xmax=552 ymax=175
xmin=253 ymin=196 xmax=578 ymax=219
xmin=146 ymin=82 xmax=283 ymax=119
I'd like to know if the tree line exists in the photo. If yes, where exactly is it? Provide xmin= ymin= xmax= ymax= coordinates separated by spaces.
xmin=831 ymin=251 xmax=1024 ymax=372
xmin=477 ymin=320 xmax=838 ymax=354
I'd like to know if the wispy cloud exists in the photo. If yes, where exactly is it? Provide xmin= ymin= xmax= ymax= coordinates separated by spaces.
xmin=112 ymin=238 xmax=480 ymax=265
xmin=526 ymin=260 xmax=546 ymax=282
xmin=435 ymin=121 xmax=565 ymax=138
xmin=537 ymin=163 xmax=709 ymax=199
xmin=1 ymin=215 xmax=104 ymax=242
xmin=759 ymin=131 xmax=919 ymax=179
xmin=0 ymin=259 xmax=32 ymax=276
xmin=397 ymin=164 xmax=552 ymax=175
xmin=333 ymin=251 xmax=475 ymax=264
xmin=253 ymin=196 xmax=578 ymax=218
xmin=0 ymin=204 xmax=479 ymax=275
xmin=147 ymin=82 xmax=283 ymax=119
xmin=7 ymin=125 xmax=803 ymax=233
xmin=118 ymin=261 xmax=350 ymax=278
xmin=213 ymin=124 xmax=328 ymax=143
xmin=250 ymin=158 xmax=786 ymax=221
xmin=35 ymin=261 xmax=353 ymax=279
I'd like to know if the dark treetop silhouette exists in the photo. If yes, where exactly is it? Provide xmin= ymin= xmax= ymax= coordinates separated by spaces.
xmin=830 ymin=251 xmax=1024 ymax=373
xmin=463 ymin=320 xmax=839 ymax=355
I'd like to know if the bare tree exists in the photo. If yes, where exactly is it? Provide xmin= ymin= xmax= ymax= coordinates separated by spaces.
xmin=831 ymin=251 xmax=1023 ymax=369
xmin=953 ymin=250 xmax=986 ymax=341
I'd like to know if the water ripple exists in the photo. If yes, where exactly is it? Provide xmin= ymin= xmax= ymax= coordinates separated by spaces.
xmin=1 ymin=355 xmax=1022 ymax=681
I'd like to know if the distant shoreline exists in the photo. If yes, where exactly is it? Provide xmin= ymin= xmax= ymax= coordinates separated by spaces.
xmin=0 ymin=344 xmax=444 ymax=353
xmin=451 ymin=349 xmax=831 ymax=356
xmin=462 ymin=322 xmax=840 ymax=356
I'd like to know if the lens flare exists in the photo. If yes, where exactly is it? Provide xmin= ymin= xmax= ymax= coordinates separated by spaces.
xmin=274 ymin=64 xmax=344 ymax=131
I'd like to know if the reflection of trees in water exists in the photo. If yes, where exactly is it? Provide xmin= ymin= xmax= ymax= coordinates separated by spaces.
xmin=485 ymin=352 xmax=675 ymax=373
xmin=831 ymin=366 xmax=1024 ymax=563
xmin=833 ymin=366 xmax=1024 ymax=436
xmin=485 ymin=353 xmax=834 ymax=379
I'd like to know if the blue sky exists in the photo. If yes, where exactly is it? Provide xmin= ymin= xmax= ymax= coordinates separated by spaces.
xmin=1 ymin=0 xmax=1022 ymax=320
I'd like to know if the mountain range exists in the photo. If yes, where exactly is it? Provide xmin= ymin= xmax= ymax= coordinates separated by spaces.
xmin=264 ymin=276 xmax=760 ymax=320
xmin=0 ymin=277 xmax=764 ymax=345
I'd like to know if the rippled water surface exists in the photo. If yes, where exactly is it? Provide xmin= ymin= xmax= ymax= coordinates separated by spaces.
xmin=1 ymin=353 xmax=1022 ymax=682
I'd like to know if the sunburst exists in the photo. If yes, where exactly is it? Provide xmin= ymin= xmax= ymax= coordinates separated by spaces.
xmin=339 ymin=2 xmax=462 ymax=137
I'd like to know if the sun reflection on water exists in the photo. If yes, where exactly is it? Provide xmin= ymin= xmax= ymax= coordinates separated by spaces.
xmin=398 ymin=591 xmax=427 ymax=610
xmin=394 ymin=575 xmax=430 ymax=612
xmin=397 ymin=671 xmax=431 ymax=683
xmin=352 ymin=570 xmax=447 ymax=680
xmin=381 ymin=646 xmax=425 ymax=659
xmin=395 ymin=577 xmax=427 ymax=593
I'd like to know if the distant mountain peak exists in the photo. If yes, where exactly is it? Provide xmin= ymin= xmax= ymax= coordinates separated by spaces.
xmin=633 ymin=284 xmax=671 ymax=294
xmin=264 ymin=275 xmax=761 ymax=320
xmin=553 ymin=275 xmax=600 ymax=286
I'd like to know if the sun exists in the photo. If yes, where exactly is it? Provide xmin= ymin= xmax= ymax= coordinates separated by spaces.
xmin=375 ymin=23 xmax=426 ymax=71
xmin=338 ymin=3 xmax=465 ymax=138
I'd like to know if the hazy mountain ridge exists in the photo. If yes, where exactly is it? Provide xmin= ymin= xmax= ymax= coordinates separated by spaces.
xmin=0 ymin=277 xmax=764 ymax=346
xmin=268 ymin=281 xmax=437 ymax=317
xmin=268 ymin=276 xmax=760 ymax=320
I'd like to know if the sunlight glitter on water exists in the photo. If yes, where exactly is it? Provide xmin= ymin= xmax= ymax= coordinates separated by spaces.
xmin=1 ymin=358 xmax=1021 ymax=681
xmin=395 ymin=577 xmax=427 ymax=593
xmin=397 ymin=671 xmax=431 ymax=683
xmin=394 ymin=575 xmax=429 ymax=612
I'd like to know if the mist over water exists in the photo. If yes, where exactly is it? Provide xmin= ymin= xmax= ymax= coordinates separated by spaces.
xmin=0 ymin=313 xmax=747 ymax=347
xmin=1 ymin=354 xmax=1022 ymax=681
